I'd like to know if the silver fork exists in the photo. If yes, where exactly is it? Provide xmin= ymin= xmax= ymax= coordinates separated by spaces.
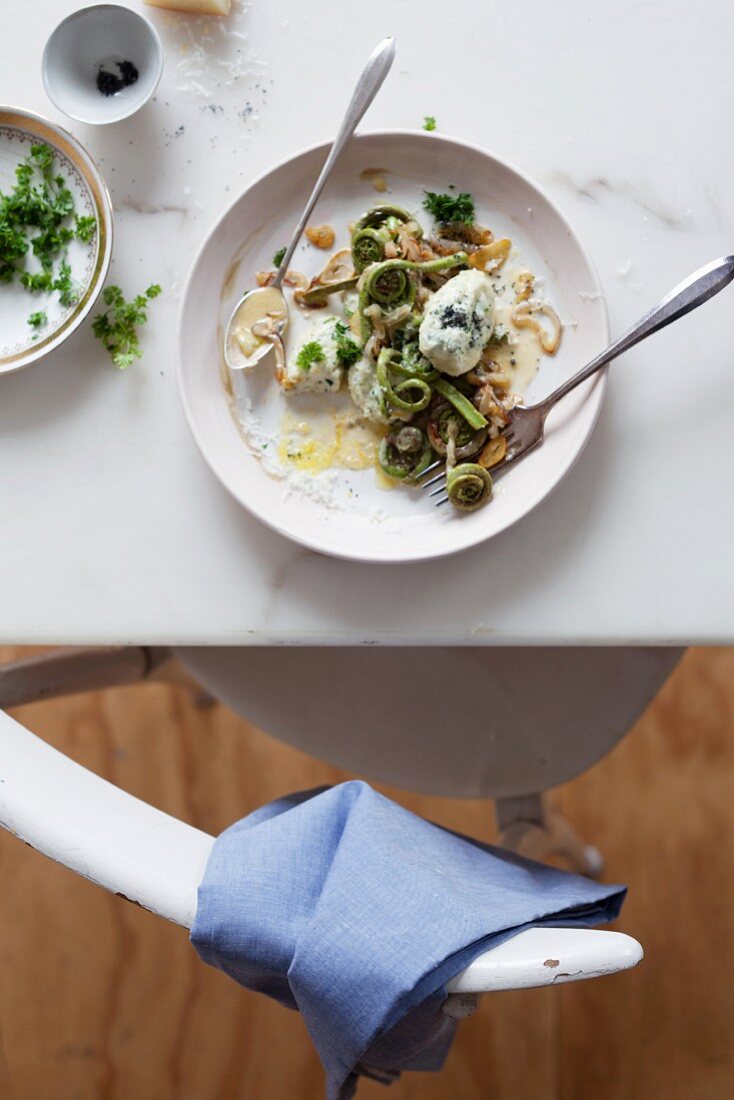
xmin=424 ymin=254 xmax=734 ymax=506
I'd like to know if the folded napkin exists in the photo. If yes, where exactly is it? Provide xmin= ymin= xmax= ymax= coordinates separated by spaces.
xmin=191 ymin=782 xmax=625 ymax=1099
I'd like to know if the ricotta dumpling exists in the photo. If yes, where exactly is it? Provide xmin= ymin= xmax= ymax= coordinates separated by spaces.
xmin=283 ymin=317 xmax=346 ymax=394
xmin=348 ymin=357 xmax=389 ymax=425
xmin=418 ymin=269 xmax=495 ymax=376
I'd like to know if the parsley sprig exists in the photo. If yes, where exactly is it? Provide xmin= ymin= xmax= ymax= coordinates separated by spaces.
xmin=296 ymin=340 xmax=325 ymax=371
xmin=92 ymin=284 xmax=161 ymax=370
xmin=0 ymin=143 xmax=97 ymax=323
xmin=333 ymin=321 xmax=362 ymax=366
xmin=422 ymin=190 xmax=475 ymax=225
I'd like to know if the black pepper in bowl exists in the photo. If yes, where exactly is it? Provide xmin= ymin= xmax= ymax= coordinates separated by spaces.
xmin=96 ymin=59 xmax=139 ymax=97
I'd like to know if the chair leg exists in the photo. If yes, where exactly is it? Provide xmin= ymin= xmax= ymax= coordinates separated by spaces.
xmin=495 ymin=793 xmax=604 ymax=879
xmin=0 ymin=647 xmax=174 ymax=709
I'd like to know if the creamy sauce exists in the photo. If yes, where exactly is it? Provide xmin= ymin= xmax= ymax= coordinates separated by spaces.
xmin=278 ymin=408 xmax=379 ymax=474
xmin=488 ymin=254 xmax=544 ymax=393
xmin=231 ymin=286 xmax=287 ymax=359
xmin=360 ymin=168 xmax=389 ymax=193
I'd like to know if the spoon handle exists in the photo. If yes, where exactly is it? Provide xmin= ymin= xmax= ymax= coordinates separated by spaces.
xmin=538 ymin=255 xmax=734 ymax=412
xmin=273 ymin=37 xmax=397 ymax=287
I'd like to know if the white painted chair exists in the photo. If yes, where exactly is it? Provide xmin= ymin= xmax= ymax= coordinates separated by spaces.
xmin=0 ymin=645 xmax=683 ymax=877
xmin=0 ymin=644 xmax=683 ymax=1000
xmin=0 ymin=705 xmax=643 ymax=1009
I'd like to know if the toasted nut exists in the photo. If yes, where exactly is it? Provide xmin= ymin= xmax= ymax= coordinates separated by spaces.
xmin=468 ymin=237 xmax=512 ymax=271
xmin=511 ymin=299 xmax=562 ymax=355
xmin=478 ymin=435 xmax=507 ymax=469
xmin=514 ymin=270 xmax=534 ymax=301
xmin=305 ymin=224 xmax=336 ymax=249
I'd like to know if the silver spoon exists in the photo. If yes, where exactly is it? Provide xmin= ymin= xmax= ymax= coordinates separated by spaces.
xmin=224 ymin=36 xmax=397 ymax=371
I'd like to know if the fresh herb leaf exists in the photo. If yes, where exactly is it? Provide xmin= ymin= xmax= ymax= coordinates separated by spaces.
xmin=296 ymin=341 xmax=325 ymax=371
xmin=422 ymin=190 xmax=475 ymax=225
xmin=53 ymin=260 xmax=77 ymax=308
xmin=29 ymin=143 xmax=53 ymax=171
xmin=20 ymin=271 xmax=53 ymax=292
xmin=0 ymin=143 xmax=97 ymax=312
xmin=333 ymin=320 xmax=362 ymax=366
xmin=272 ymin=246 xmax=286 ymax=268
xmin=27 ymin=310 xmax=47 ymax=328
xmin=422 ymin=116 xmax=437 ymax=131
xmin=92 ymin=283 xmax=161 ymax=370
xmin=75 ymin=215 xmax=97 ymax=243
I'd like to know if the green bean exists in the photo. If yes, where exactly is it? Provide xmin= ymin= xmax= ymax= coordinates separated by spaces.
xmin=430 ymin=376 xmax=488 ymax=431
xmin=300 ymin=275 xmax=359 ymax=306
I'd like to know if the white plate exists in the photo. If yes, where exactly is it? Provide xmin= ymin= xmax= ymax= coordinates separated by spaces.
xmin=0 ymin=106 xmax=113 ymax=375
xmin=178 ymin=131 xmax=608 ymax=564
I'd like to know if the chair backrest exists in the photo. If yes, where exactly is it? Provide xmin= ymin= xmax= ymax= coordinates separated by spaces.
xmin=176 ymin=646 xmax=683 ymax=797
xmin=0 ymin=708 xmax=642 ymax=993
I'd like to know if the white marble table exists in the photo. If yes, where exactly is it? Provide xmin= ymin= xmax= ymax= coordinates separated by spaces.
xmin=0 ymin=0 xmax=731 ymax=645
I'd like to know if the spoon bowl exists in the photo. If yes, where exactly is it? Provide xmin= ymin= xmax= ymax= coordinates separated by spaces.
xmin=225 ymin=286 xmax=289 ymax=371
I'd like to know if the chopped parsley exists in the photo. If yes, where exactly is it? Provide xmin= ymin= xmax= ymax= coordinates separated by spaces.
xmin=92 ymin=283 xmax=161 ymax=370
xmin=272 ymin=246 xmax=286 ymax=268
xmin=422 ymin=190 xmax=475 ymax=225
xmin=75 ymin=215 xmax=97 ymax=243
xmin=27 ymin=310 xmax=47 ymax=328
xmin=0 ymin=143 xmax=96 ymax=320
xmin=53 ymin=260 xmax=76 ymax=308
xmin=422 ymin=116 xmax=437 ymax=131
xmin=296 ymin=340 xmax=325 ymax=371
xmin=333 ymin=321 xmax=362 ymax=367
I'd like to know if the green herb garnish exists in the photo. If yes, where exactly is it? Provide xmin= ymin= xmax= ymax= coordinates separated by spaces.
xmin=27 ymin=310 xmax=47 ymax=328
xmin=272 ymin=246 xmax=286 ymax=268
xmin=296 ymin=341 xmax=325 ymax=371
xmin=0 ymin=143 xmax=96 ymax=309
xmin=75 ymin=215 xmax=97 ymax=243
xmin=422 ymin=116 xmax=437 ymax=131
xmin=422 ymin=190 xmax=475 ymax=225
xmin=92 ymin=283 xmax=161 ymax=370
xmin=53 ymin=260 xmax=76 ymax=308
xmin=333 ymin=321 xmax=362 ymax=367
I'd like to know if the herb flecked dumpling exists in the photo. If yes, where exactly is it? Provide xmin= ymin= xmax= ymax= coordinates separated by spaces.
xmin=418 ymin=270 xmax=495 ymax=376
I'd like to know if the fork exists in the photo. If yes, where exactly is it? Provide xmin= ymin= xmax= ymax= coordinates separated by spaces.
xmin=423 ymin=254 xmax=734 ymax=505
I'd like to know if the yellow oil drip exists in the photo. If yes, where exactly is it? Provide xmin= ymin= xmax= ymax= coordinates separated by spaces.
xmin=278 ymin=410 xmax=380 ymax=475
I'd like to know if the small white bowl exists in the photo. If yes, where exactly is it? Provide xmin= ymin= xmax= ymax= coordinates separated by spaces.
xmin=42 ymin=4 xmax=163 ymax=126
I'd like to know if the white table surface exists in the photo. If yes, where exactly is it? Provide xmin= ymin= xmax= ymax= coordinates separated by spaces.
xmin=0 ymin=0 xmax=731 ymax=646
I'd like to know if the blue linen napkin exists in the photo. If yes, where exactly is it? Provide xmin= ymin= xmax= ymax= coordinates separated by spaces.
xmin=191 ymin=782 xmax=626 ymax=1099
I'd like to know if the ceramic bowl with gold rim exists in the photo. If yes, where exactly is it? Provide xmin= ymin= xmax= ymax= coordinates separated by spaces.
xmin=0 ymin=106 xmax=113 ymax=376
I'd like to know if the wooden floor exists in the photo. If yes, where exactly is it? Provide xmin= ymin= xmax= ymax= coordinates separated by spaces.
xmin=0 ymin=647 xmax=732 ymax=1100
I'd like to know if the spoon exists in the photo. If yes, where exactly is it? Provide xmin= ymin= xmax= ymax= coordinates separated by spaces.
xmin=224 ymin=36 xmax=397 ymax=371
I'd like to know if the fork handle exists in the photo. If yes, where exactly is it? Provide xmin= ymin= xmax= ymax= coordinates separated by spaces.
xmin=535 ymin=255 xmax=734 ymax=414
